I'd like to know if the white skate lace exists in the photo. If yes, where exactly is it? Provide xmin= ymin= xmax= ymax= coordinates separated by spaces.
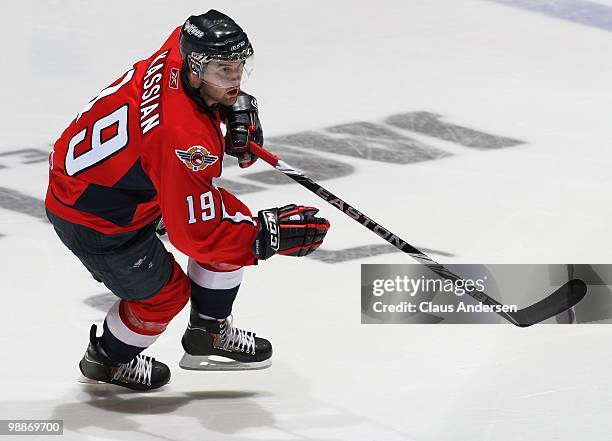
xmin=217 ymin=316 xmax=256 ymax=354
xmin=111 ymin=355 xmax=153 ymax=386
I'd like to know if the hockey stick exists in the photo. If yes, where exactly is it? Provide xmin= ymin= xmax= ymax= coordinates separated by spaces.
xmin=247 ymin=141 xmax=587 ymax=327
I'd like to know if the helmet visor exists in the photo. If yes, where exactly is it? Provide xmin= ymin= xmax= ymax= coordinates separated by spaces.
xmin=199 ymin=57 xmax=254 ymax=89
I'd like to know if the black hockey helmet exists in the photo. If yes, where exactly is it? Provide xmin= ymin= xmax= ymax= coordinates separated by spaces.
xmin=179 ymin=10 xmax=254 ymax=87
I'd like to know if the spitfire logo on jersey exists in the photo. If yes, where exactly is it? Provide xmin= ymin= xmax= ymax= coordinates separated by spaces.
xmin=175 ymin=146 xmax=219 ymax=172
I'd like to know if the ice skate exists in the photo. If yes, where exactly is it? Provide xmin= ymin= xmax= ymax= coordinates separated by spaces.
xmin=78 ymin=324 xmax=170 ymax=391
xmin=180 ymin=308 xmax=272 ymax=371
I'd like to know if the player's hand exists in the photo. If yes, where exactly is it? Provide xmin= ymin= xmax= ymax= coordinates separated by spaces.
xmin=253 ymin=204 xmax=330 ymax=260
xmin=223 ymin=92 xmax=262 ymax=168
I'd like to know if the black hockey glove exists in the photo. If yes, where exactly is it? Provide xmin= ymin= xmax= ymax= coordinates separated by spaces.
xmin=223 ymin=91 xmax=262 ymax=168
xmin=253 ymin=205 xmax=330 ymax=260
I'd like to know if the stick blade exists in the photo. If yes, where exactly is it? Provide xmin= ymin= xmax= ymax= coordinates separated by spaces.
xmin=511 ymin=279 xmax=587 ymax=327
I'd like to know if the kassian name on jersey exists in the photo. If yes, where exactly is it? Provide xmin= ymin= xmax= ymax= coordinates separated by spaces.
xmin=140 ymin=50 xmax=169 ymax=135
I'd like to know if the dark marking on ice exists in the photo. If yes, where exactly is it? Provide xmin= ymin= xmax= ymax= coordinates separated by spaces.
xmin=230 ymin=112 xmax=522 ymax=193
xmin=0 ymin=148 xmax=49 ymax=165
xmin=386 ymin=112 xmax=524 ymax=149
xmin=270 ymin=123 xmax=448 ymax=164
xmin=0 ymin=187 xmax=46 ymax=221
xmin=243 ymin=142 xmax=355 ymax=185
xmin=83 ymin=292 xmax=116 ymax=312
xmin=307 ymin=244 xmax=454 ymax=264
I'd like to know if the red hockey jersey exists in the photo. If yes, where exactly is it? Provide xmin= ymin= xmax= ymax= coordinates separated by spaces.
xmin=46 ymin=27 xmax=258 ymax=267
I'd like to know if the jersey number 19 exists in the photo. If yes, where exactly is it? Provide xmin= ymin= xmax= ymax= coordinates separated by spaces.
xmin=65 ymin=69 xmax=135 ymax=176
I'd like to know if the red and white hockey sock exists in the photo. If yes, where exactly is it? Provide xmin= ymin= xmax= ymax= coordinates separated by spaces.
xmin=188 ymin=260 xmax=244 ymax=320
xmin=101 ymin=259 xmax=190 ymax=363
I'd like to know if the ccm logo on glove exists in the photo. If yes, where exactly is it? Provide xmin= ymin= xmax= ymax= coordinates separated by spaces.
xmin=262 ymin=209 xmax=279 ymax=251
xmin=253 ymin=204 xmax=330 ymax=260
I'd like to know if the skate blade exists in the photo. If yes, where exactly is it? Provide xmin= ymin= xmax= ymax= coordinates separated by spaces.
xmin=77 ymin=374 xmax=106 ymax=385
xmin=179 ymin=353 xmax=271 ymax=371
xmin=77 ymin=375 xmax=171 ymax=391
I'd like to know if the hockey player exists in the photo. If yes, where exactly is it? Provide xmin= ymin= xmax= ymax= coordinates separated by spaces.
xmin=45 ymin=10 xmax=330 ymax=390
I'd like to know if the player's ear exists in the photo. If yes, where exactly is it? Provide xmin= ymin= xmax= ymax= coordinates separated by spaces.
xmin=187 ymin=72 xmax=203 ymax=88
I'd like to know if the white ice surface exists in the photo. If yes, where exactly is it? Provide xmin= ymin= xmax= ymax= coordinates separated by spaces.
xmin=1 ymin=0 xmax=612 ymax=440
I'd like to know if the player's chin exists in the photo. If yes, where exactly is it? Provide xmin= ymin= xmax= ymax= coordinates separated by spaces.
xmin=221 ymin=96 xmax=239 ymax=106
